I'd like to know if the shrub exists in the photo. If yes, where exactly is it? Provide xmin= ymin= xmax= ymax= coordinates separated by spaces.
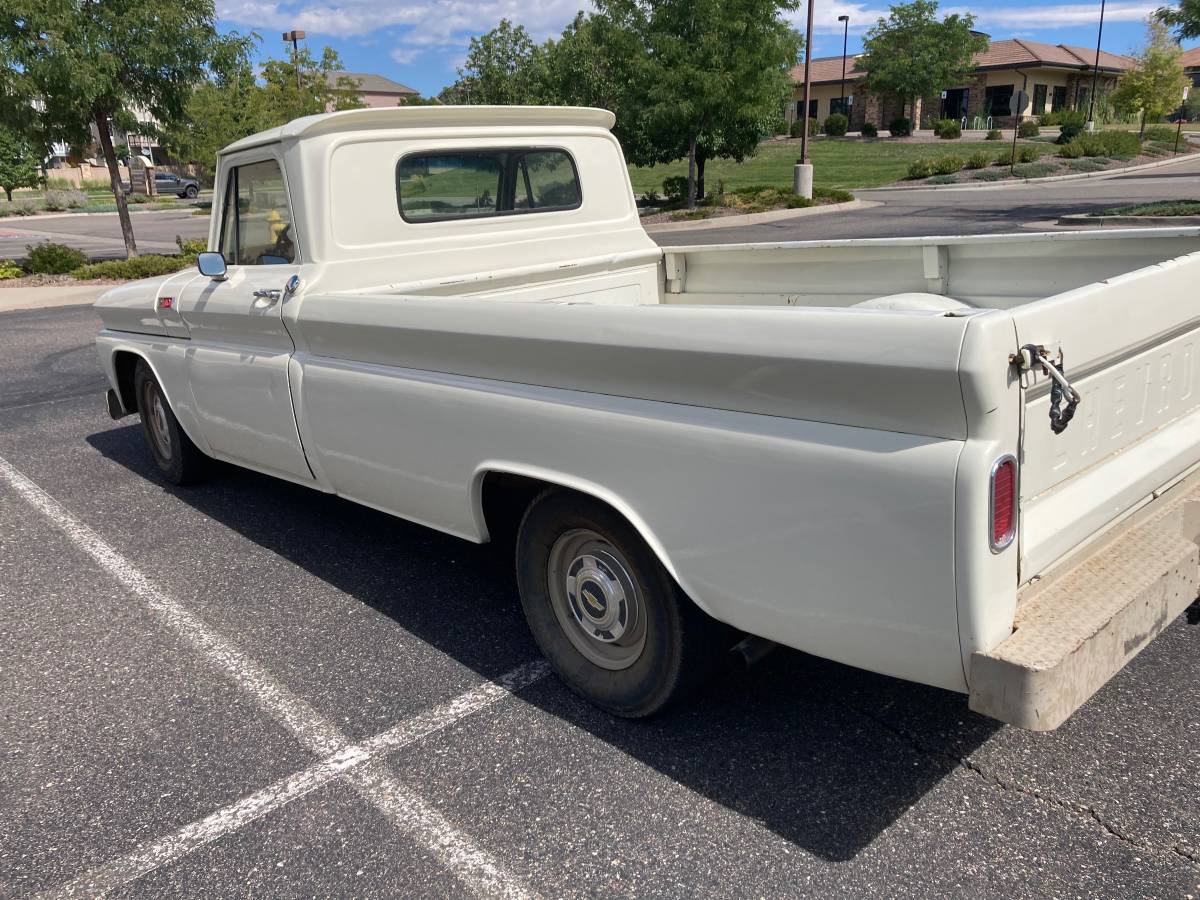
xmin=889 ymin=116 xmax=912 ymax=137
xmin=1058 ymin=139 xmax=1085 ymax=159
xmin=928 ymin=174 xmax=957 ymax=184
xmin=175 ymin=235 xmax=206 ymax=257
xmin=789 ymin=119 xmax=804 ymax=138
xmin=1056 ymin=110 xmax=1086 ymax=143
xmin=994 ymin=149 xmax=1015 ymax=166
xmin=1064 ymin=157 xmax=1109 ymax=172
xmin=45 ymin=176 xmax=76 ymax=191
xmin=932 ymin=119 xmax=961 ymax=139
xmin=809 ymin=117 xmax=820 ymax=137
xmin=823 ymin=113 xmax=848 ymax=136
xmin=1017 ymin=120 xmax=1040 ymax=138
xmin=1013 ymin=162 xmax=1059 ymax=179
xmin=973 ymin=168 xmax=1006 ymax=181
xmin=1098 ymin=130 xmax=1140 ymax=158
xmin=772 ymin=118 xmax=788 ymax=136
xmin=965 ymin=150 xmax=992 ymax=169
xmin=1017 ymin=144 xmax=1040 ymax=163
xmin=906 ymin=158 xmax=936 ymax=179
xmin=934 ymin=154 xmax=965 ymax=175
xmin=25 ymin=242 xmax=87 ymax=274
xmin=985 ymin=129 xmax=1002 ymax=141
xmin=1038 ymin=111 xmax=1062 ymax=126
xmin=662 ymin=175 xmax=688 ymax=202
xmin=10 ymin=199 xmax=37 ymax=216
xmin=1142 ymin=124 xmax=1176 ymax=143
xmin=128 ymin=193 xmax=151 ymax=204
xmin=43 ymin=189 xmax=87 ymax=211
xmin=0 ymin=260 xmax=23 ymax=279
xmin=860 ymin=122 xmax=878 ymax=138
xmin=72 ymin=254 xmax=196 ymax=280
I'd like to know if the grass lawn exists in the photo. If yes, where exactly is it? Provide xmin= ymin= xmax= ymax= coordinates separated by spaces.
xmin=627 ymin=138 xmax=1057 ymax=195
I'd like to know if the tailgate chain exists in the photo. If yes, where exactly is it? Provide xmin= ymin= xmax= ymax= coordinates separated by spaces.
xmin=1010 ymin=344 xmax=1082 ymax=435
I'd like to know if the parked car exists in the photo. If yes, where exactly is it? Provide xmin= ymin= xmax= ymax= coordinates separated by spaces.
xmin=94 ymin=106 xmax=1200 ymax=730
xmin=154 ymin=171 xmax=200 ymax=198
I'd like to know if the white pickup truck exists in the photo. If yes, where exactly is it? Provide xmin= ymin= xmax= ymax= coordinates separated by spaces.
xmin=95 ymin=106 xmax=1200 ymax=729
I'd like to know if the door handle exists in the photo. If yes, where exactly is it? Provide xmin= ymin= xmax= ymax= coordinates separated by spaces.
xmin=252 ymin=288 xmax=281 ymax=302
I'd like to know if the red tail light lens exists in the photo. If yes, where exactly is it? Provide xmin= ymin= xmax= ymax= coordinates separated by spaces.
xmin=990 ymin=455 xmax=1017 ymax=552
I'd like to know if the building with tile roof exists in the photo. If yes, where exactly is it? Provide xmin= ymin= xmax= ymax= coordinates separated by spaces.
xmin=788 ymin=38 xmax=1137 ymax=131
xmin=325 ymin=71 xmax=420 ymax=109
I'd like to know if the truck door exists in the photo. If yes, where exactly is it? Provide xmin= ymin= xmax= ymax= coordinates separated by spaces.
xmin=175 ymin=155 xmax=313 ymax=483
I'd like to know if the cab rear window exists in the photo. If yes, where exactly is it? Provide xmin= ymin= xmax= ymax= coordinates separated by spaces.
xmin=396 ymin=148 xmax=581 ymax=223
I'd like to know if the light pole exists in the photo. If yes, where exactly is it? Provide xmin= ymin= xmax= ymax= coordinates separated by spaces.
xmin=838 ymin=15 xmax=850 ymax=123
xmin=1086 ymin=0 xmax=1106 ymax=129
xmin=795 ymin=0 xmax=815 ymax=198
xmin=283 ymin=30 xmax=306 ymax=93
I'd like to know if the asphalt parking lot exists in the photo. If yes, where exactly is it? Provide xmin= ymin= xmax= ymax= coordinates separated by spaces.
xmin=2 ymin=303 xmax=1199 ymax=898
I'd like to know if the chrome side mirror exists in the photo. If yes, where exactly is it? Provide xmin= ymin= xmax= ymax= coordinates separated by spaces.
xmin=197 ymin=251 xmax=227 ymax=280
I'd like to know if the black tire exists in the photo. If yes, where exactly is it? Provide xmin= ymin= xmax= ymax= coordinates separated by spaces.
xmin=133 ymin=360 xmax=207 ymax=485
xmin=184 ymin=185 xmax=198 ymax=199
xmin=516 ymin=490 xmax=728 ymax=717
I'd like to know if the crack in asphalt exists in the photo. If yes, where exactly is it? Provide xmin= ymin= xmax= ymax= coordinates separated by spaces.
xmin=849 ymin=703 xmax=1200 ymax=871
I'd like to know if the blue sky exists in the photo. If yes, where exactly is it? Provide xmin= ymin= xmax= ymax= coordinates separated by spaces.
xmin=214 ymin=1 xmax=1200 ymax=98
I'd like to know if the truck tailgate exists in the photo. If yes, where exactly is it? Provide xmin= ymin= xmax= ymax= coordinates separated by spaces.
xmin=1013 ymin=240 xmax=1200 ymax=580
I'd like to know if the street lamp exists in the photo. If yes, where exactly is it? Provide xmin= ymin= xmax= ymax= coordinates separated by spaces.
xmin=1086 ymin=0 xmax=1106 ymax=129
xmin=838 ymin=15 xmax=850 ymax=122
xmin=283 ymin=29 xmax=306 ymax=92
xmin=796 ymin=0 xmax=815 ymax=199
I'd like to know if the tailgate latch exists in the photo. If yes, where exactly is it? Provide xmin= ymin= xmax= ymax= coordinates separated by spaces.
xmin=1009 ymin=344 xmax=1082 ymax=435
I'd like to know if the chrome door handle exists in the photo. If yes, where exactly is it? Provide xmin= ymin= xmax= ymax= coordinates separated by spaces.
xmin=252 ymin=288 xmax=281 ymax=302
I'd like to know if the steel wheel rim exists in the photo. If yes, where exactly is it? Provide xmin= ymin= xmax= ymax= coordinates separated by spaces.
xmin=547 ymin=528 xmax=647 ymax=670
xmin=143 ymin=381 xmax=172 ymax=460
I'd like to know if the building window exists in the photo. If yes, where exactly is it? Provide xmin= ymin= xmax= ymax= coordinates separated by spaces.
xmin=984 ymin=84 xmax=1014 ymax=117
xmin=1032 ymin=84 xmax=1047 ymax=116
xmin=1191 ymin=73 xmax=1199 ymax=88
xmin=830 ymin=97 xmax=850 ymax=117
xmin=1051 ymin=85 xmax=1067 ymax=112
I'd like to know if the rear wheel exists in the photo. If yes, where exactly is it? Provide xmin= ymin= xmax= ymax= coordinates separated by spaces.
xmin=133 ymin=360 xmax=206 ymax=485
xmin=516 ymin=490 xmax=727 ymax=717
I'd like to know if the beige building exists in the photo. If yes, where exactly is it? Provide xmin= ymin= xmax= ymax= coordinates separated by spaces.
xmin=1184 ymin=46 xmax=1200 ymax=95
xmin=325 ymin=71 xmax=419 ymax=109
xmin=788 ymin=38 xmax=1134 ymax=131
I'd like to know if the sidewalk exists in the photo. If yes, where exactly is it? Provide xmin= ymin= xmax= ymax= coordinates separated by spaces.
xmin=0 ymin=284 xmax=108 ymax=313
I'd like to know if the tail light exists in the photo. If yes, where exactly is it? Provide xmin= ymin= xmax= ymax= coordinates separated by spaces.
xmin=989 ymin=455 xmax=1017 ymax=552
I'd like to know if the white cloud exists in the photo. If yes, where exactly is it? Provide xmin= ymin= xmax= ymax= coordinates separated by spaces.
xmin=390 ymin=46 xmax=424 ymax=64
xmin=948 ymin=1 xmax=1158 ymax=28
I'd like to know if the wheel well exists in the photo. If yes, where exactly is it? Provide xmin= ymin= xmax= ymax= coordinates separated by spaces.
xmin=112 ymin=351 xmax=142 ymax=414
xmin=479 ymin=472 xmax=553 ymax=548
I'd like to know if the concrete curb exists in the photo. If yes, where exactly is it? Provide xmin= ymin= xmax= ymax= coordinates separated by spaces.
xmin=642 ymin=199 xmax=879 ymax=233
xmin=862 ymin=149 xmax=1200 ymax=194
xmin=1057 ymin=213 xmax=1200 ymax=227
xmin=2 ymin=206 xmax=201 ymax=222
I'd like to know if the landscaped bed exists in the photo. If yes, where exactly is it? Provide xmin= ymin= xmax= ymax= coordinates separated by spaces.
xmin=639 ymin=184 xmax=853 ymax=223
xmin=1093 ymin=200 xmax=1200 ymax=216
xmin=0 ymin=238 xmax=204 ymax=286
xmin=0 ymin=191 xmax=192 ymax=217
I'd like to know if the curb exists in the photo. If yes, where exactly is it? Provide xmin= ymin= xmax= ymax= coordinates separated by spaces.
xmin=3 ymin=206 xmax=202 ymax=222
xmin=1057 ymin=213 xmax=1200 ymax=227
xmin=861 ymin=149 xmax=1200 ymax=194
xmin=642 ymin=199 xmax=879 ymax=233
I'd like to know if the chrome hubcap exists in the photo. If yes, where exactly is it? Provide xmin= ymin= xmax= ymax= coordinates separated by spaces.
xmin=547 ymin=529 xmax=646 ymax=670
xmin=144 ymin=382 xmax=172 ymax=459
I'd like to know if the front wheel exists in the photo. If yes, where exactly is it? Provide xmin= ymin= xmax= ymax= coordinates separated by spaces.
xmin=133 ymin=360 xmax=207 ymax=485
xmin=184 ymin=185 xmax=198 ymax=199
xmin=516 ymin=490 xmax=727 ymax=717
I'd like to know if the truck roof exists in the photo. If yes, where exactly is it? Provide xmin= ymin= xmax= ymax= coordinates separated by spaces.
xmin=219 ymin=105 xmax=618 ymax=156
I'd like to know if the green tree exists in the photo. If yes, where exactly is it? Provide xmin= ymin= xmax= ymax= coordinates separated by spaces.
xmin=858 ymin=0 xmax=987 ymax=124
xmin=162 ymin=45 xmax=365 ymax=168
xmin=1156 ymin=0 xmax=1200 ymax=39
xmin=451 ymin=19 xmax=539 ymax=104
xmin=1109 ymin=19 xmax=1190 ymax=135
xmin=0 ymin=0 xmax=250 ymax=257
xmin=591 ymin=0 xmax=800 ymax=209
xmin=0 ymin=125 xmax=42 ymax=201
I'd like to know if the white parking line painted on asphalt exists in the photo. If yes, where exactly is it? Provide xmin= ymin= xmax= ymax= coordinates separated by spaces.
xmin=0 ymin=453 xmax=547 ymax=899
xmin=38 ymin=661 xmax=549 ymax=900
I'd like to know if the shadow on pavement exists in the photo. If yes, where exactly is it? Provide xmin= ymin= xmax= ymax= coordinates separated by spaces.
xmin=89 ymin=423 xmax=999 ymax=862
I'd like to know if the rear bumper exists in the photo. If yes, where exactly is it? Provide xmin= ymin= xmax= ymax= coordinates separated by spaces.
xmin=969 ymin=470 xmax=1200 ymax=731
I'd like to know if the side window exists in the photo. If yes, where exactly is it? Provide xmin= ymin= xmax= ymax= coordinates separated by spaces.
xmin=396 ymin=148 xmax=581 ymax=223
xmin=217 ymin=159 xmax=296 ymax=265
